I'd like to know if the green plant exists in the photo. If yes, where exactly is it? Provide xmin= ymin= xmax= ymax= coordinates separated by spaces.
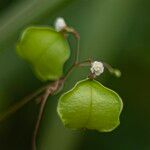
xmin=58 ymin=79 xmax=123 ymax=132
xmin=16 ymin=26 xmax=70 ymax=81
xmin=0 ymin=17 xmax=123 ymax=150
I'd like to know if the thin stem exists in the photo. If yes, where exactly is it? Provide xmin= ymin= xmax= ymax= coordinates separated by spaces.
xmin=64 ymin=27 xmax=80 ymax=63
xmin=63 ymin=59 xmax=92 ymax=81
xmin=32 ymin=80 xmax=60 ymax=150
xmin=77 ymin=59 xmax=92 ymax=66
xmin=103 ymin=62 xmax=121 ymax=77
xmin=75 ymin=36 xmax=80 ymax=63
xmin=32 ymin=89 xmax=50 ymax=150
xmin=0 ymin=86 xmax=47 ymax=122
xmin=103 ymin=62 xmax=114 ymax=73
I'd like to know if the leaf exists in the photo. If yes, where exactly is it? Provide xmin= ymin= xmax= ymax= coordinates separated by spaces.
xmin=57 ymin=79 xmax=123 ymax=132
xmin=16 ymin=26 xmax=70 ymax=81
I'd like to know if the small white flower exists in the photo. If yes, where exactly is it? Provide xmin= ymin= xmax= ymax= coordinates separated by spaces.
xmin=90 ymin=61 xmax=104 ymax=76
xmin=54 ymin=17 xmax=67 ymax=32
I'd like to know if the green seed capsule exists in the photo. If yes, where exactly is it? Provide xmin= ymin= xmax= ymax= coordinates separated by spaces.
xmin=16 ymin=26 xmax=70 ymax=81
xmin=57 ymin=79 xmax=123 ymax=132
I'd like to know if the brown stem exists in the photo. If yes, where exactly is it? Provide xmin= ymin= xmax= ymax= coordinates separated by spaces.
xmin=0 ymin=86 xmax=47 ymax=122
xmin=63 ymin=26 xmax=80 ymax=63
xmin=32 ymin=90 xmax=49 ymax=150
xmin=74 ymin=31 xmax=80 ymax=63
xmin=32 ymin=80 xmax=60 ymax=150
xmin=63 ymin=59 xmax=92 ymax=81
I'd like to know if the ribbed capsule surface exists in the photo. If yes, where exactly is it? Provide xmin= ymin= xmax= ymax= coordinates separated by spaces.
xmin=17 ymin=26 xmax=70 ymax=81
xmin=57 ymin=79 xmax=123 ymax=132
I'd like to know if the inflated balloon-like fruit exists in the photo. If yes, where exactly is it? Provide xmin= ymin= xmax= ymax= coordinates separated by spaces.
xmin=16 ymin=26 xmax=70 ymax=81
xmin=57 ymin=79 xmax=123 ymax=132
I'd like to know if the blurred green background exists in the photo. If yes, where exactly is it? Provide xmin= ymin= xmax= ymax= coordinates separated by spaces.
xmin=0 ymin=0 xmax=150 ymax=150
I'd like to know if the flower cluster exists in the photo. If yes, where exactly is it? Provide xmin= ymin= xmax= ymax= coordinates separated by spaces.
xmin=90 ymin=61 xmax=104 ymax=76
xmin=55 ymin=17 xmax=67 ymax=32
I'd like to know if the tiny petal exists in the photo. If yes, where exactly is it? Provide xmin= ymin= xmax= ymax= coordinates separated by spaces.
xmin=55 ymin=17 xmax=67 ymax=32
xmin=90 ymin=61 xmax=104 ymax=76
